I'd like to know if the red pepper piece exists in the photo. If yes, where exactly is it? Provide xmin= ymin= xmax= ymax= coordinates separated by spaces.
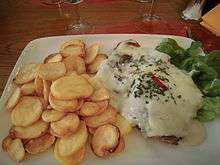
xmin=151 ymin=74 xmax=168 ymax=91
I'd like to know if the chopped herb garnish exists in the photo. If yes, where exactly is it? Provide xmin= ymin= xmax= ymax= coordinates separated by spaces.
xmin=177 ymin=95 xmax=182 ymax=99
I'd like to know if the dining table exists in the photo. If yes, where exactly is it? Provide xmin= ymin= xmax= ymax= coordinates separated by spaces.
xmin=0 ymin=0 xmax=219 ymax=96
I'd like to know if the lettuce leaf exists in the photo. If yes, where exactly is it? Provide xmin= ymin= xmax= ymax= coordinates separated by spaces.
xmin=197 ymin=109 xmax=216 ymax=122
xmin=203 ymin=79 xmax=220 ymax=97
xmin=155 ymin=38 xmax=187 ymax=67
xmin=156 ymin=38 xmax=220 ymax=122
xmin=205 ymin=50 xmax=220 ymax=77
xmin=202 ymin=97 xmax=220 ymax=115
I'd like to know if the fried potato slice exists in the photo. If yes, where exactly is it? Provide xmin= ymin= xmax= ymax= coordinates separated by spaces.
xmin=51 ymin=75 xmax=93 ymax=100
xmin=114 ymin=137 xmax=125 ymax=154
xmin=21 ymin=82 xmax=35 ymax=95
xmin=85 ymin=77 xmax=110 ymax=101
xmin=37 ymin=62 xmax=66 ymax=81
xmin=113 ymin=114 xmax=132 ymax=136
xmin=91 ymin=124 xmax=120 ymax=157
xmin=44 ymin=53 xmax=63 ymax=64
xmin=5 ymin=87 xmax=21 ymax=110
xmin=50 ymin=113 xmax=80 ymax=137
xmin=14 ymin=64 xmax=40 ymax=84
xmin=57 ymin=121 xmax=88 ymax=156
xmin=49 ymin=93 xmax=78 ymax=112
xmin=60 ymin=39 xmax=85 ymax=50
xmin=54 ymin=140 xmax=86 ymax=165
xmin=60 ymin=45 xmax=85 ymax=58
xmin=91 ymin=88 xmax=110 ymax=101
xmin=80 ymin=102 xmax=100 ymax=117
xmin=63 ymin=56 xmax=86 ymax=74
xmin=87 ymin=54 xmax=107 ymax=74
xmin=34 ymin=76 xmax=44 ymax=96
xmin=88 ymin=127 xmax=96 ymax=135
xmin=84 ymin=105 xmax=117 ymax=128
xmin=11 ymin=96 xmax=43 ymax=127
xmin=85 ymin=44 xmax=99 ymax=64
xmin=42 ymin=109 xmax=66 ymax=122
xmin=10 ymin=120 xmax=49 ymax=139
xmin=24 ymin=133 xmax=55 ymax=154
xmin=37 ymin=97 xmax=48 ymax=109
xmin=2 ymin=136 xmax=13 ymax=151
xmin=96 ymin=100 xmax=109 ymax=111
xmin=7 ymin=138 xmax=25 ymax=162
xmin=43 ymin=80 xmax=51 ymax=104
xmin=75 ymin=99 xmax=84 ymax=111
xmin=80 ymin=100 xmax=108 ymax=117
xmin=87 ymin=77 xmax=104 ymax=89
xmin=60 ymin=40 xmax=85 ymax=58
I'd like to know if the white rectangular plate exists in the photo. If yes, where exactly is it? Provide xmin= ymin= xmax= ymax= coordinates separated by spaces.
xmin=0 ymin=34 xmax=220 ymax=165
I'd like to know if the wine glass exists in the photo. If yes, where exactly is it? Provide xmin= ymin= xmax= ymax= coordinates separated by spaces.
xmin=136 ymin=0 xmax=160 ymax=22
xmin=64 ymin=0 xmax=93 ymax=33
xmin=41 ymin=0 xmax=64 ymax=5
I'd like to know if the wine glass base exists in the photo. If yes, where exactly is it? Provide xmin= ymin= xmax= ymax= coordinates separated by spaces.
xmin=67 ymin=22 xmax=94 ymax=33
xmin=136 ymin=14 xmax=160 ymax=22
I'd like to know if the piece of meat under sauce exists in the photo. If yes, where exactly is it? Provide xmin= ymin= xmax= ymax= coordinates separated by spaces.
xmin=157 ymin=136 xmax=182 ymax=145
xmin=136 ymin=126 xmax=181 ymax=145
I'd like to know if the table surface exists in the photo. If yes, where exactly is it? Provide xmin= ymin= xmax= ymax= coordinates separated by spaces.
xmin=0 ymin=0 xmax=219 ymax=96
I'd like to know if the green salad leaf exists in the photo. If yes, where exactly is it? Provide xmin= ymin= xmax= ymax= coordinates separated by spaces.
xmin=197 ymin=97 xmax=220 ymax=122
xmin=202 ymin=97 xmax=220 ymax=115
xmin=186 ymin=41 xmax=203 ymax=56
xmin=197 ymin=109 xmax=216 ymax=122
xmin=203 ymin=79 xmax=220 ymax=97
xmin=156 ymin=38 xmax=220 ymax=122
xmin=191 ymin=62 xmax=218 ymax=87
xmin=205 ymin=50 xmax=220 ymax=77
xmin=155 ymin=38 xmax=187 ymax=67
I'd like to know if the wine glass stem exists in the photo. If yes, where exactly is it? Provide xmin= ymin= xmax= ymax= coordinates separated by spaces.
xmin=147 ymin=0 xmax=155 ymax=17
xmin=74 ymin=4 xmax=81 ymax=24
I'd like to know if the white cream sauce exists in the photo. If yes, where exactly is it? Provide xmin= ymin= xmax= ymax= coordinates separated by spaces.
xmin=96 ymin=40 xmax=205 ymax=145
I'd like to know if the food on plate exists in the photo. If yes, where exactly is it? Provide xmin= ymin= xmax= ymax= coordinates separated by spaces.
xmin=96 ymin=39 xmax=208 ymax=145
xmin=84 ymin=105 xmax=118 ymax=128
xmin=10 ymin=120 xmax=49 ymax=139
xmin=87 ymin=54 xmax=107 ymax=73
xmin=80 ymin=101 xmax=107 ymax=116
xmin=21 ymin=82 xmax=35 ymax=95
xmin=91 ymin=124 xmax=120 ymax=157
xmin=63 ymin=56 xmax=86 ymax=74
xmin=54 ymin=140 xmax=86 ymax=165
xmin=85 ymin=43 xmax=99 ymax=64
xmin=57 ymin=121 xmax=88 ymax=156
xmin=44 ymin=53 xmax=63 ymax=64
xmin=34 ymin=76 xmax=44 ymax=96
xmin=42 ymin=109 xmax=65 ymax=122
xmin=2 ymin=136 xmax=13 ymax=151
xmin=6 ymin=138 xmax=25 ymax=162
xmin=50 ymin=113 xmax=80 ymax=137
xmin=156 ymin=38 xmax=220 ymax=122
xmin=114 ymin=137 xmax=125 ymax=154
xmin=43 ymin=80 xmax=51 ymax=104
xmin=11 ymin=96 xmax=43 ymax=127
xmin=5 ymin=87 xmax=21 ymax=110
xmin=60 ymin=39 xmax=85 ymax=58
xmin=14 ymin=63 xmax=40 ymax=84
xmin=1 ymin=39 xmax=143 ymax=164
xmin=37 ymin=62 xmax=66 ymax=81
xmin=24 ymin=133 xmax=55 ymax=154
xmin=48 ymin=93 xmax=78 ymax=112
xmin=50 ymin=75 xmax=93 ymax=100
xmin=113 ymin=114 xmax=132 ymax=136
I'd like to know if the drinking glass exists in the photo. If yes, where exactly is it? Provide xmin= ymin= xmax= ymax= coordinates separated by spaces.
xmin=41 ymin=0 xmax=64 ymax=5
xmin=136 ymin=0 xmax=160 ymax=22
xmin=64 ymin=0 xmax=93 ymax=33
